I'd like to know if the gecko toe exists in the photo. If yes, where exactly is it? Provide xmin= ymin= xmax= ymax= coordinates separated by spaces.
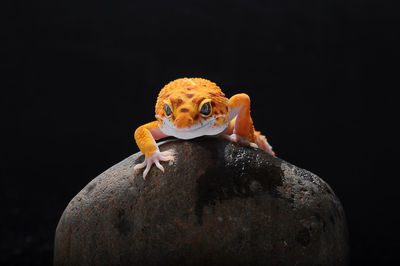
xmin=134 ymin=150 xmax=174 ymax=179
xmin=142 ymin=162 xmax=153 ymax=179
xmin=159 ymin=151 xmax=175 ymax=161
xmin=226 ymin=133 xmax=250 ymax=145
xmin=250 ymin=142 xmax=258 ymax=148
xmin=154 ymin=160 xmax=165 ymax=172
xmin=134 ymin=159 xmax=147 ymax=170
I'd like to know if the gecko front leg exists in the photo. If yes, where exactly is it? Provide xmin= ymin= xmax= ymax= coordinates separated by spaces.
xmin=134 ymin=121 xmax=174 ymax=179
xmin=224 ymin=93 xmax=275 ymax=155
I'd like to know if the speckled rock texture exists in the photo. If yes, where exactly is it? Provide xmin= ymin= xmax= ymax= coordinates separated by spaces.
xmin=54 ymin=137 xmax=348 ymax=266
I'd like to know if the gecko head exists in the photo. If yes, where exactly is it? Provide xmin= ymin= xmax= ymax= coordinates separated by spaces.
xmin=155 ymin=78 xmax=230 ymax=139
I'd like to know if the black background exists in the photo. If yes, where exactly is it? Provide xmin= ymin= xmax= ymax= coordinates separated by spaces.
xmin=2 ymin=0 xmax=399 ymax=265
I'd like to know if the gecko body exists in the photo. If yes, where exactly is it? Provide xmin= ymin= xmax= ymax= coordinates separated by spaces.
xmin=134 ymin=78 xmax=275 ymax=178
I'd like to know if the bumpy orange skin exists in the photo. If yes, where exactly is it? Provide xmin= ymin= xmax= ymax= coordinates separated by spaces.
xmin=134 ymin=77 xmax=274 ymax=178
xmin=134 ymin=121 xmax=161 ymax=157
xmin=155 ymin=78 xmax=229 ymax=129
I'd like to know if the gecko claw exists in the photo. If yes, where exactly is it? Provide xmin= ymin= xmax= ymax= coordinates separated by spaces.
xmin=134 ymin=150 xmax=175 ymax=179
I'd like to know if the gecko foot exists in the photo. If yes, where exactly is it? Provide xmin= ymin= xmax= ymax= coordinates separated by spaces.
xmin=223 ymin=133 xmax=275 ymax=155
xmin=222 ymin=133 xmax=258 ymax=148
xmin=255 ymin=134 xmax=275 ymax=156
xmin=134 ymin=150 xmax=174 ymax=179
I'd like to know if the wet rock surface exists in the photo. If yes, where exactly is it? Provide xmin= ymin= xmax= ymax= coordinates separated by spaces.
xmin=54 ymin=137 xmax=349 ymax=265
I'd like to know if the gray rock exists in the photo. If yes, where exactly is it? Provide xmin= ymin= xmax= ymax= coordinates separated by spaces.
xmin=54 ymin=137 xmax=349 ymax=266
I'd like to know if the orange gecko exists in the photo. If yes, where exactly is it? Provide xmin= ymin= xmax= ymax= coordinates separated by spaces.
xmin=134 ymin=78 xmax=275 ymax=178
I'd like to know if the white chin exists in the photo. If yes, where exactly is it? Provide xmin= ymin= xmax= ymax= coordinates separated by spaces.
xmin=159 ymin=118 xmax=227 ymax=140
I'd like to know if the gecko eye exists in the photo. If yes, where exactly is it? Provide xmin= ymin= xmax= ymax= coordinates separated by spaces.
xmin=164 ymin=104 xmax=172 ymax=116
xmin=200 ymin=102 xmax=211 ymax=117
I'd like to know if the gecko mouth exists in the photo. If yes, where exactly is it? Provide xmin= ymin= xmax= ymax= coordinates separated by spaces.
xmin=159 ymin=116 xmax=227 ymax=139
